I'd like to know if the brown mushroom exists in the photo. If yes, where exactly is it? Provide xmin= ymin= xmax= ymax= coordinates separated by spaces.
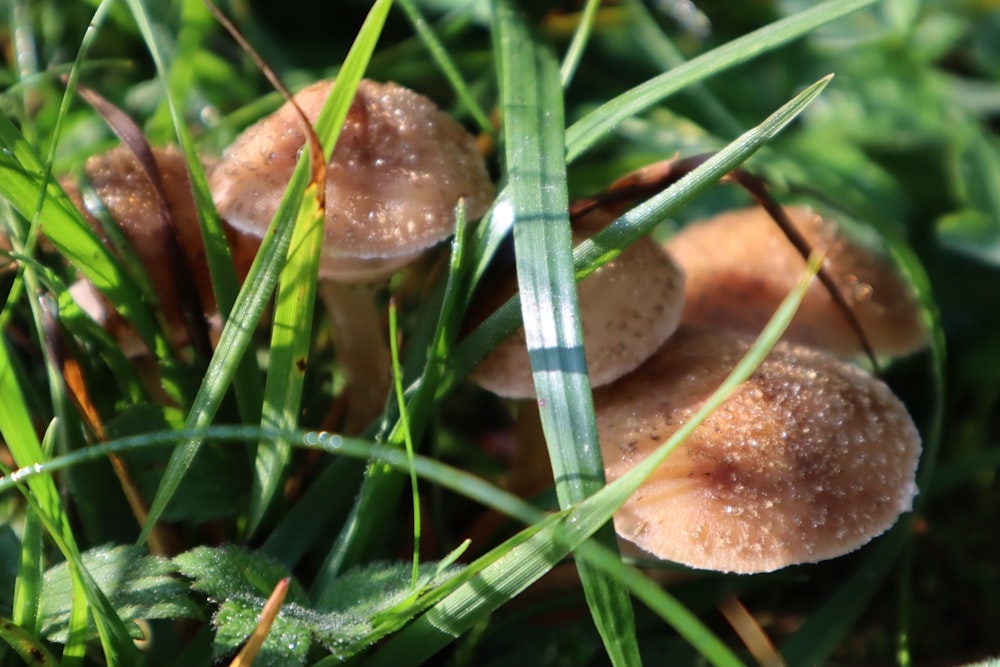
xmin=209 ymin=79 xmax=494 ymax=431
xmin=594 ymin=326 xmax=921 ymax=574
xmin=665 ymin=205 xmax=927 ymax=359
xmin=60 ymin=144 xmax=220 ymax=356
xmin=468 ymin=208 xmax=686 ymax=398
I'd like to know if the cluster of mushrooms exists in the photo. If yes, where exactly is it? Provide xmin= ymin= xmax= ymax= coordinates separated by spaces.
xmin=50 ymin=78 xmax=925 ymax=576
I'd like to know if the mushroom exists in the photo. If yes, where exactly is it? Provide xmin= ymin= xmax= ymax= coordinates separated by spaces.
xmin=209 ymin=79 xmax=494 ymax=431
xmin=593 ymin=326 xmax=921 ymax=574
xmin=60 ymin=144 xmax=220 ymax=356
xmin=468 ymin=208 xmax=686 ymax=398
xmin=665 ymin=205 xmax=927 ymax=359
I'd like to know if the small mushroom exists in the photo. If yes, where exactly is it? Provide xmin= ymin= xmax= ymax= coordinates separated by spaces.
xmin=665 ymin=205 xmax=927 ymax=358
xmin=594 ymin=326 xmax=921 ymax=574
xmin=468 ymin=208 xmax=686 ymax=398
xmin=60 ymin=144 xmax=219 ymax=356
xmin=209 ymin=79 xmax=494 ymax=430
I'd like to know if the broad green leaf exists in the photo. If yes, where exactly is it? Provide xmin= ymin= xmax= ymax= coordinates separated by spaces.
xmin=175 ymin=545 xmax=307 ymax=604
xmin=176 ymin=545 xmax=461 ymax=665
xmin=39 ymin=545 xmax=201 ymax=642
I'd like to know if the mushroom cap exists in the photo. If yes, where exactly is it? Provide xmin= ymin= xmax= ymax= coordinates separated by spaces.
xmin=469 ymin=210 xmax=686 ymax=398
xmin=594 ymin=326 xmax=921 ymax=574
xmin=61 ymin=145 xmax=217 ymax=342
xmin=665 ymin=205 xmax=927 ymax=358
xmin=209 ymin=79 xmax=495 ymax=282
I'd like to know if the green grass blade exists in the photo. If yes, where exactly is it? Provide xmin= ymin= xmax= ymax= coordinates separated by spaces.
xmin=0 ymin=615 xmax=59 ymax=666
xmin=559 ymin=0 xmax=601 ymax=87
xmin=443 ymin=74 xmax=833 ymax=392
xmin=564 ymin=0 xmax=876 ymax=162
xmin=245 ymin=185 xmax=324 ymax=536
xmin=248 ymin=6 xmax=397 ymax=536
xmin=0 ymin=340 xmax=138 ymax=665
xmin=120 ymin=0 xmax=264 ymax=422
xmin=139 ymin=0 xmax=395 ymax=543
xmin=492 ymin=1 xmax=638 ymax=664
xmin=0 ymin=120 xmax=170 ymax=358
xmin=361 ymin=253 xmax=822 ymax=667
xmin=396 ymin=0 xmax=493 ymax=134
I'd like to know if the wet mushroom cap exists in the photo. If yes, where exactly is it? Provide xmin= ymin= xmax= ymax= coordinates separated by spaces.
xmin=469 ymin=209 xmax=686 ymax=398
xmin=665 ymin=205 xmax=927 ymax=358
xmin=209 ymin=78 xmax=495 ymax=282
xmin=594 ymin=326 xmax=921 ymax=574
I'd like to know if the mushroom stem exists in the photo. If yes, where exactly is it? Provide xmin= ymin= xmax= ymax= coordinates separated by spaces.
xmin=319 ymin=280 xmax=392 ymax=434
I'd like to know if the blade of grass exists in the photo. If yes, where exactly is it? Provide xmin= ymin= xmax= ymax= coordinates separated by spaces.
xmin=0 ymin=615 xmax=59 ymax=666
xmin=396 ymin=0 xmax=493 ymax=135
xmin=559 ymin=0 xmax=601 ymax=87
xmin=492 ymin=1 xmax=638 ymax=664
xmin=360 ymin=252 xmax=824 ymax=667
xmin=245 ymin=182 xmax=324 ymax=536
xmin=120 ymin=0 xmax=263 ymax=422
xmin=0 ymin=340 xmax=138 ymax=665
xmin=138 ymin=0 xmax=395 ymax=543
xmin=388 ymin=299 xmax=422 ymax=589
xmin=564 ymin=0 xmax=876 ymax=162
xmin=441 ymin=74 xmax=833 ymax=394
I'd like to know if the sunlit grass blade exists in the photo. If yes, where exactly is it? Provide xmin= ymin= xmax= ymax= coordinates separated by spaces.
xmin=139 ymin=0 xmax=395 ymax=544
xmin=564 ymin=0 xmax=876 ymax=162
xmin=388 ymin=299 xmax=422 ymax=588
xmin=246 ymin=184 xmax=324 ymax=536
xmin=0 ymin=615 xmax=59 ymax=666
xmin=120 ymin=0 xmax=263 ymax=422
xmin=559 ymin=0 xmax=601 ymax=87
xmin=0 ymin=119 xmax=171 ymax=358
xmin=0 ymin=341 xmax=138 ymax=665
xmin=396 ymin=0 xmax=493 ymax=134
xmin=492 ymin=0 xmax=638 ymax=663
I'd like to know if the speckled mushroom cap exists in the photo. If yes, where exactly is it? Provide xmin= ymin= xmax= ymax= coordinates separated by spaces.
xmin=209 ymin=79 xmax=495 ymax=282
xmin=665 ymin=205 xmax=927 ymax=358
xmin=469 ymin=209 xmax=686 ymax=398
xmin=61 ymin=145 xmax=217 ymax=334
xmin=594 ymin=326 xmax=921 ymax=574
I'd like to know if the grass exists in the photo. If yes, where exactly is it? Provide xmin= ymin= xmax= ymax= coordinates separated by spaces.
xmin=0 ymin=0 xmax=998 ymax=665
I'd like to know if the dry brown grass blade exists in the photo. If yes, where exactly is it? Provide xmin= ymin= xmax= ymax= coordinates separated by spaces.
xmin=568 ymin=154 xmax=880 ymax=371
xmin=40 ymin=298 xmax=177 ymax=554
xmin=227 ymin=577 xmax=290 ymax=667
